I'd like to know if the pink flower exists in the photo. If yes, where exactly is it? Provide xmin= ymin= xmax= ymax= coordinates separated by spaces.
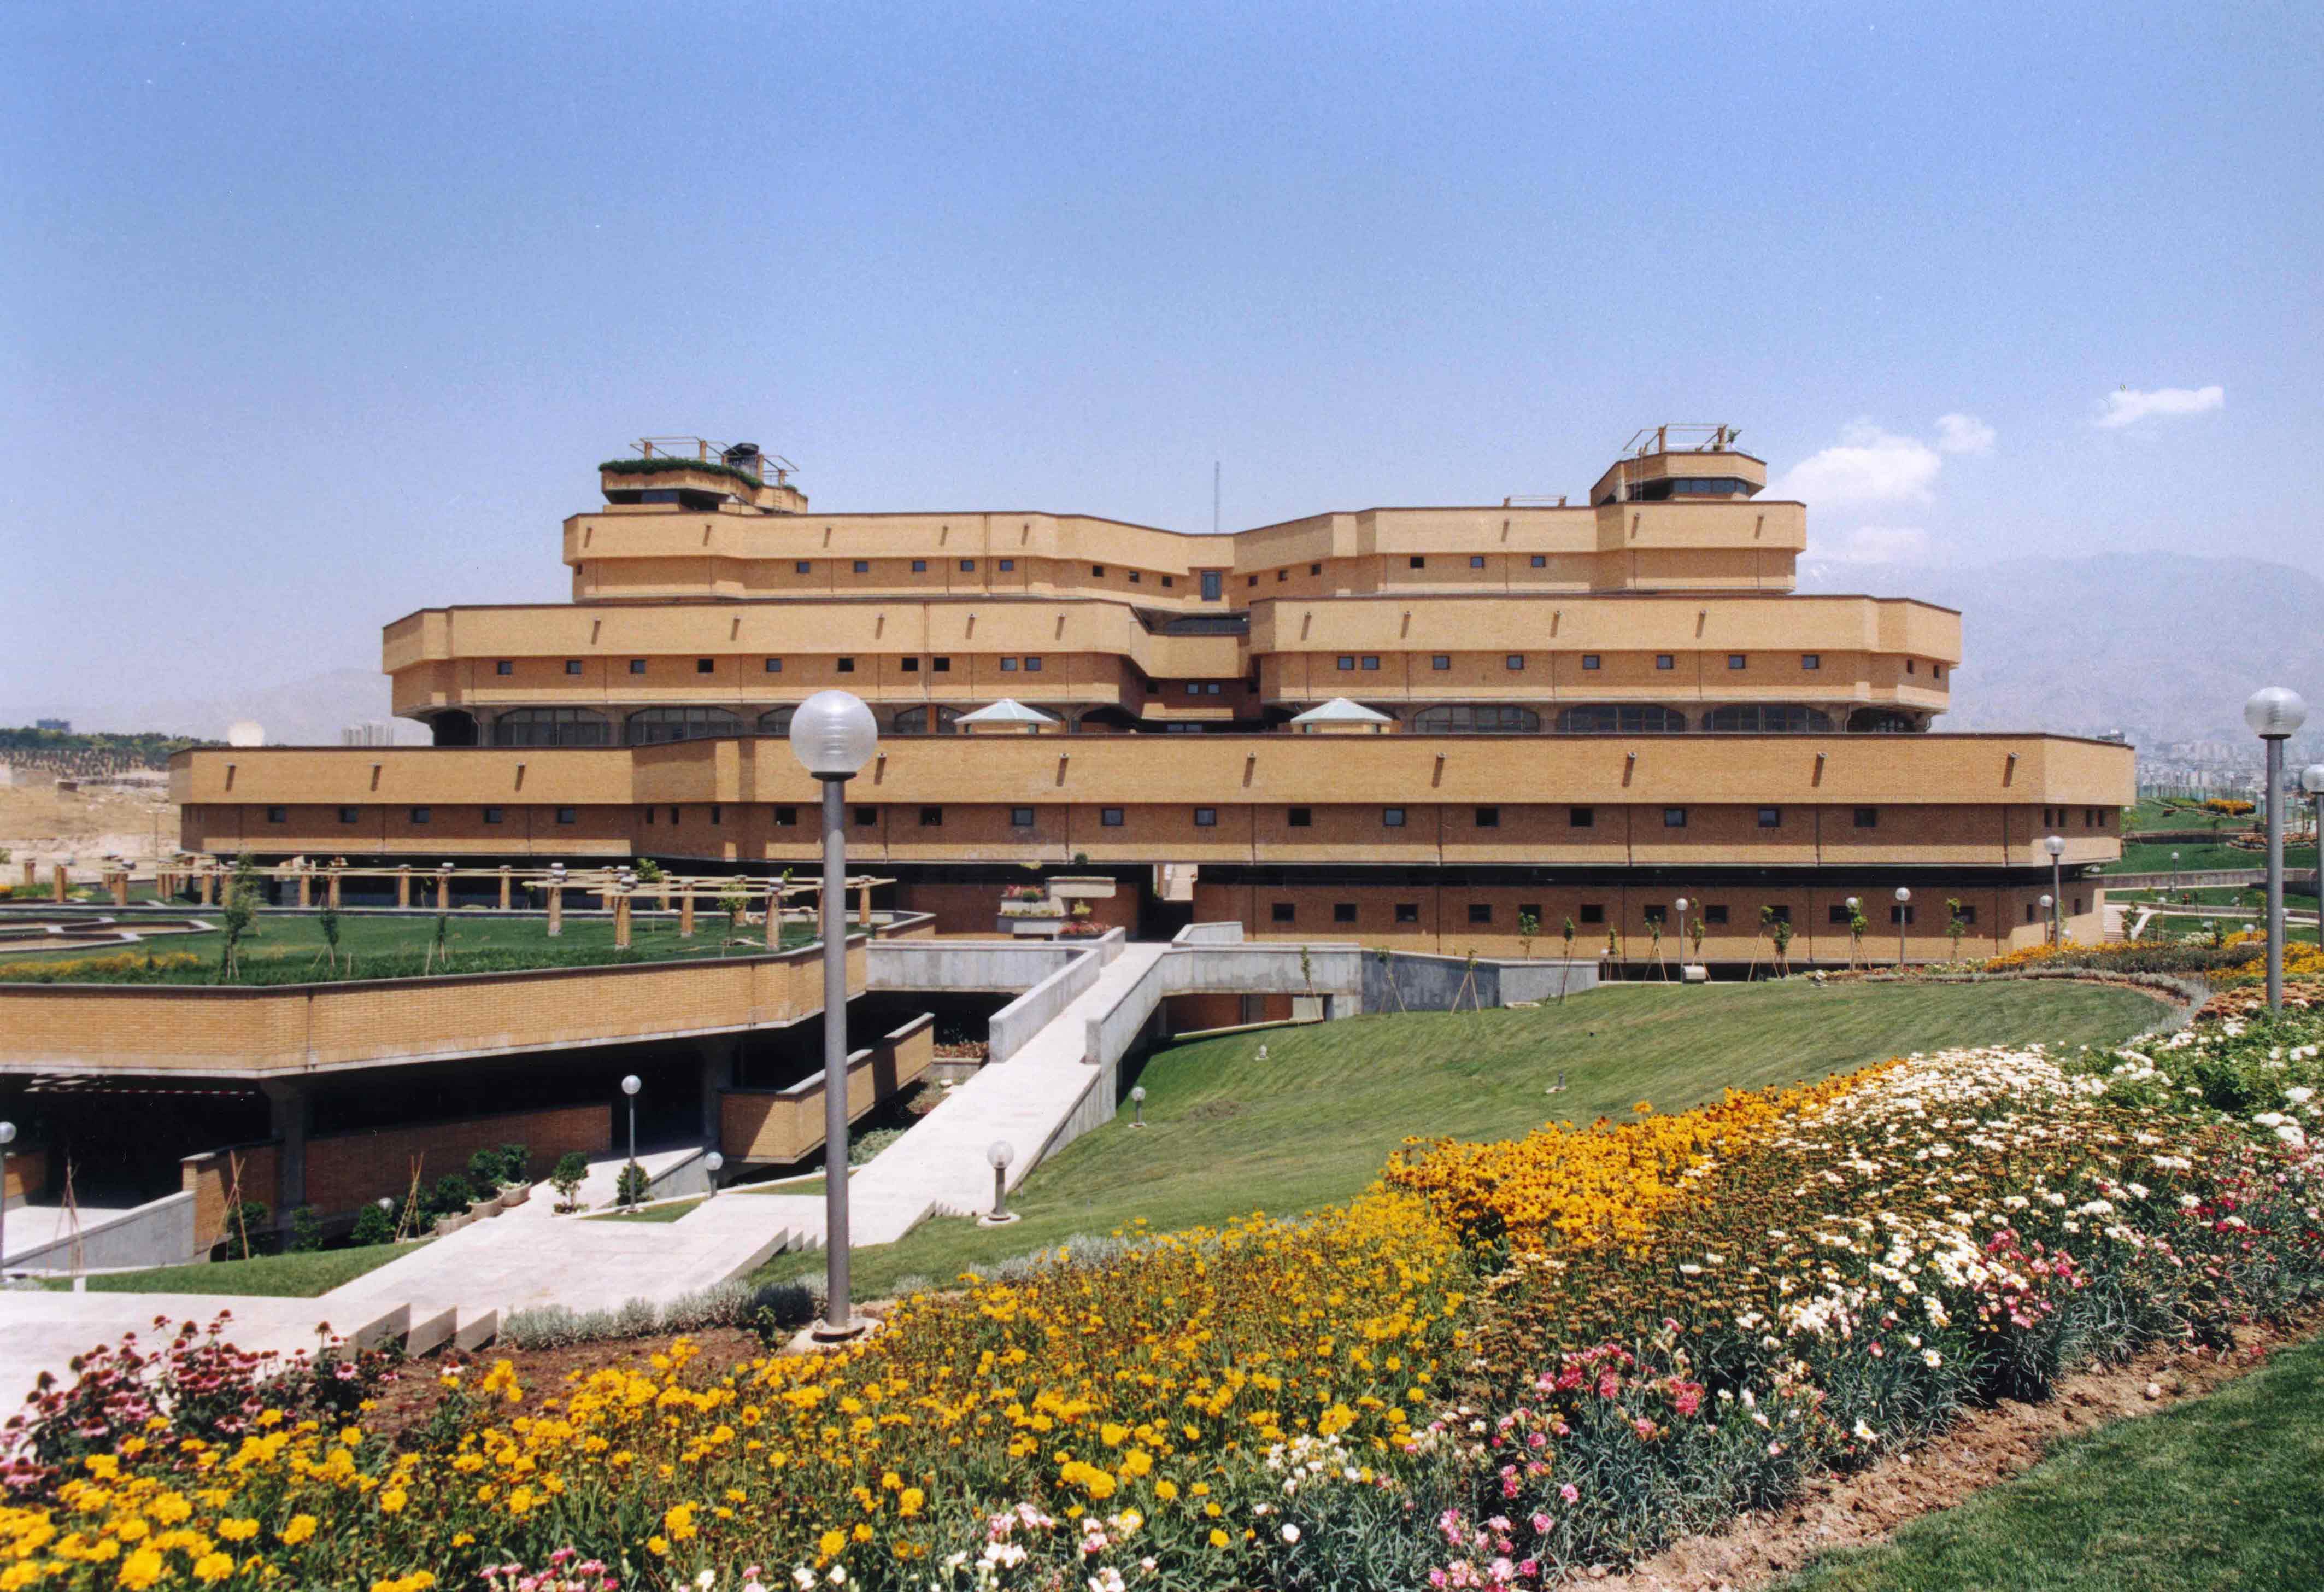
xmin=1559 ymin=1483 xmax=1579 ymax=1503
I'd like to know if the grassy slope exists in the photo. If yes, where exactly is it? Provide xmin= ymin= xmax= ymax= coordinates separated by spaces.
xmin=756 ymin=978 xmax=2163 ymax=1296
xmin=2115 ymin=838 xmax=2314 ymax=873
xmin=50 ymin=1242 xmax=423 ymax=1297
xmin=1781 ymin=1333 xmax=2324 ymax=1591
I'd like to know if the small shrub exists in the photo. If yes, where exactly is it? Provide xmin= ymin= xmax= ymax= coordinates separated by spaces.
xmin=223 ymin=1200 xmax=272 ymax=1260
xmin=549 ymin=1151 xmax=589 ymax=1210
xmin=466 ymin=1148 xmax=507 ymax=1199
xmin=428 ymin=1173 xmax=476 ymax=1217
xmin=348 ymin=1202 xmax=396 ymax=1246
xmin=750 ymin=1281 xmax=817 ymax=1344
xmin=496 ymin=1142 xmax=531 ymax=1185
xmin=613 ymin=1161 xmax=649 ymax=1207
xmin=286 ymin=1205 xmax=324 ymax=1254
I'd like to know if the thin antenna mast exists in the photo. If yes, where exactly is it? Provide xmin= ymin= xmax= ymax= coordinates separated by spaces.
xmin=1212 ymin=461 xmax=1220 ymax=535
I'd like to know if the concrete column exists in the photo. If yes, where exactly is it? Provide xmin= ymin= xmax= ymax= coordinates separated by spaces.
xmin=614 ymin=892 xmax=632 ymax=949
xmin=396 ymin=866 xmax=411 ymax=909
xmin=765 ymin=882 xmax=782 ymax=950
xmin=328 ymin=870 xmax=342 ymax=910
xmin=109 ymin=870 xmax=129 ymax=907
xmin=679 ymin=891 xmax=696 ymax=938
xmin=199 ymin=870 xmax=215 ymax=906
xmin=498 ymin=867 xmax=512 ymax=911
xmin=52 ymin=864 xmax=68 ymax=904
xmin=261 ymin=1080 xmax=309 ymax=1219
xmin=858 ymin=882 xmax=872 ymax=927
xmin=697 ymin=1035 xmax=738 ymax=1142
xmin=296 ymin=869 xmax=311 ymax=909
xmin=17 ymin=859 xmax=32 ymax=888
xmin=547 ymin=886 xmax=564 ymax=937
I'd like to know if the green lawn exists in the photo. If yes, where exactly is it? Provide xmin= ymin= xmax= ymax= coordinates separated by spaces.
xmin=755 ymin=978 xmax=2165 ymax=1297
xmin=45 ymin=1241 xmax=424 ymax=1297
xmin=585 ymin=1196 xmax=707 ymax=1224
xmin=1780 ymin=1332 xmax=2324 ymax=1591
xmin=0 ymin=908 xmax=815 ymax=982
xmin=2114 ymin=839 xmax=2314 ymax=874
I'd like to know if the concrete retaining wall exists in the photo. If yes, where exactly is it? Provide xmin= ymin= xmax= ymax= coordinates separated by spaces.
xmin=866 ymin=939 xmax=1083 ymax=993
xmin=2099 ymin=869 xmax=2317 ymax=891
xmin=1364 ymin=950 xmax=1600 ymax=1011
xmin=987 ymin=949 xmax=1106 ymax=1064
xmin=1164 ymin=943 xmax=1365 ymax=1003
xmin=7 ymin=1191 xmax=198 ymax=1274
xmin=720 ymin=1014 xmax=935 ymax=1165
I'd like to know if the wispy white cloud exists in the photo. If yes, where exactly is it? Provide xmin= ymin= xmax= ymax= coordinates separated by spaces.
xmin=2096 ymin=384 xmax=2224 ymax=428
xmin=1774 ymin=423 xmax=1943 ymax=506
xmin=1934 ymin=413 xmax=1995 ymax=455
xmin=1815 ymin=526 xmax=1930 ymax=565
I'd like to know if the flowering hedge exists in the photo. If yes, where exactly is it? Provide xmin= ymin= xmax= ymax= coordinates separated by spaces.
xmin=5 ymin=999 xmax=2321 ymax=1590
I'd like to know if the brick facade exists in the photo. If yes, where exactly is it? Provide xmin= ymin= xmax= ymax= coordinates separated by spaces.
xmin=304 ymin=1103 xmax=611 ymax=1217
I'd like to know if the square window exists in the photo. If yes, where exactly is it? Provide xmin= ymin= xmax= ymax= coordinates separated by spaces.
xmin=633 ymin=659 xmax=650 ymax=675
xmin=795 ymin=560 xmax=812 ymax=573
xmin=483 ymin=806 xmax=503 ymax=824
xmin=1288 ymin=806 xmax=1312 ymax=827
xmin=1642 ymin=904 xmax=1667 ymax=925
xmin=555 ymin=807 xmax=577 ymax=826
xmin=1906 ymin=658 xmax=1916 ymax=674
xmin=1703 ymin=904 xmax=1729 ymax=926
xmin=1853 ymin=807 xmax=1879 ymax=828
xmin=912 ymin=559 xmax=928 ymax=572
xmin=1569 ymin=806 xmax=1594 ymax=828
xmin=1581 ymin=654 xmax=1601 ymax=670
xmin=496 ymin=659 xmax=513 ymax=676
xmin=1469 ymin=555 xmax=1485 ymax=569
xmin=696 ymin=658 xmax=714 ymax=675
xmin=709 ymin=804 xmax=723 ymax=826
xmin=1010 ymin=806 xmax=1034 ymax=827
xmin=644 ymin=806 xmax=655 ymax=824
xmin=853 ymin=560 xmax=870 ymax=573
xmin=1656 ymin=654 xmax=1675 ymax=670
xmin=1361 ymin=655 xmax=1380 ymax=670
xmin=1382 ymin=806 xmax=1406 ymax=827
xmin=1332 ymin=902 xmax=1357 ymax=924
xmin=919 ymin=806 xmax=942 ymax=827
xmin=960 ymin=559 xmax=976 ymax=571
xmin=1000 ymin=658 xmax=1019 ymax=672
xmin=1205 ymin=682 xmax=1223 ymax=694
xmin=1394 ymin=902 xmax=1420 ymax=923
xmin=1410 ymin=556 xmax=1426 ymax=569
xmin=1758 ymin=807 xmax=1781 ymax=828
xmin=932 ymin=656 xmax=950 ymax=672
xmin=334 ymin=805 xmax=356 ymax=823
xmin=667 ymin=806 xmax=679 ymax=824
xmin=1187 ymin=682 xmax=1201 ymax=695
xmin=1091 ymin=565 xmax=1106 ymax=577
xmin=1530 ymin=554 xmax=1546 ymax=568
xmin=901 ymin=657 xmax=919 ymax=672
xmin=1728 ymin=654 xmax=1747 ymax=670
xmin=1765 ymin=904 xmax=1792 ymax=925
xmin=1310 ymin=563 xmax=1322 ymax=575
xmin=1277 ymin=570 xmax=1288 ymax=582
xmin=1248 ymin=575 xmax=1259 ymax=587
xmin=1475 ymin=806 xmax=1500 ymax=828
xmin=1161 ymin=575 xmax=1173 ymax=588
xmin=999 ymin=558 xmax=1016 ymax=571
xmin=1579 ymin=904 xmax=1605 ymax=924
xmin=1934 ymin=664 xmax=1944 ymax=680
xmin=1023 ymin=657 xmax=1041 ymax=672
xmin=565 ymin=659 xmax=583 ymax=676
xmin=773 ymin=806 xmax=797 ymax=827
xmin=1101 ymin=807 xmax=1125 ymax=827
xmin=1518 ymin=902 xmax=1542 ymax=924
xmin=838 ymin=657 xmax=856 ymax=673
xmin=1506 ymin=654 xmax=1525 ymax=670
xmin=409 ymin=806 xmax=430 ymax=823
xmin=853 ymin=805 xmax=877 ymax=826
xmin=1664 ymin=807 xmax=1688 ymax=828
xmin=1468 ymin=903 xmax=1493 ymax=924
xmin=1956 ymin=904 xmax=1978 ymax=924
xmin=1828 ymin=904 xmax=1853 ymax=924
xmin=1271 ymin=902 xmax=1296 ymax=924
xmin=1889 ymin=904 xmax=1916 ymax=925
xmin=266 ymin=805 xmax=286 ymax=823
xmin=1801 ymin=653 xmax=1821 ymax=670
xmin=1193 ymin=807 xmax=1218 ymax=827
xmin=1432 ymin=654 xmax=1451 ymax=670
xmin=1129 ymin=571 xmax=1142 ymax=583
xmin=1338 ymin=655 xmax=1356 ymax=670
xmin=764 ymin=658 xmax=781 ymax=673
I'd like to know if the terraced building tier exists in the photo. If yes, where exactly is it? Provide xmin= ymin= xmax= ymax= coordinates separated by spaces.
xmin=185 ymin=426 xmax=2131 ymax=960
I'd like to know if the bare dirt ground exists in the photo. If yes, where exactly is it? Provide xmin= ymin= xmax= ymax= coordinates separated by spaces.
xmin=0 ymin=774 xmax=177 ymax=872
xmin=1559 ymin=1308 xmax=2324 ymax=1590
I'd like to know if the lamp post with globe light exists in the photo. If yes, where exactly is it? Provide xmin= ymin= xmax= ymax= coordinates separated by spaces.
xmin=2304 ymin=768 xmax=2324 ymax=933
xmin=620 ymin=1074 xmax=641 ymax=1206
xmin=1893 ymin=887 xmax=1911 ymax=969
xmin=788 ymin=690 xmax=880 ymax=1337
xmin=2245 ymin=687 xmax=2309 ymax=1012
xmin=2043 ymin=834 xmax=2066 ymax=946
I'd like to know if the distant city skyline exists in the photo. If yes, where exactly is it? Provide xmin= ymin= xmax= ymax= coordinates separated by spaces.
xmin=6 ymin=2 xmax=2316 ymax=719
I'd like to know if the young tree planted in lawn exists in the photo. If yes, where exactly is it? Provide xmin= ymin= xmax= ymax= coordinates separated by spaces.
xmin=1688 ymin=911 xmax=1706 ymax=965
xmin=550 ymin=1151 xmax=589 ymax=1213
xmin=1848 ymin=899 xmax=1870 ymax=970
xmin=1768 ymin=906 xmax=1795 ymax=976
xmin=1517 ymin=910 xmax=1539 ymax=961
xmin=1946 ymin=896 xmax=1969 ymax=962
xmin=718 ymin=875 xmax=749 ymax=951
xmin=217 ymin=853 xmax=263 ymax=981
xmin=316 ymin=900 xmax=342 ymax=974
xmin=1558 ymin=916 xmax=1577 ymax=1003
xmin=287 ymin=1205 xmax=324 ymax=1254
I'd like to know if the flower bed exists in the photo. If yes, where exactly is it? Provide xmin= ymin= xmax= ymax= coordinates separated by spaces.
xmin=5 ymin=1000 xmax=2320 ymax=1590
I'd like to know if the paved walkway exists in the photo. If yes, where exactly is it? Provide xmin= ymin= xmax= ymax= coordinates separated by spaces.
xmin=0 ymin=944 xmax=1175 ymax=1397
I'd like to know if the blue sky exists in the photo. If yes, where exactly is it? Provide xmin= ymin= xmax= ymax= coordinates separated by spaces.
xmin=4 ymin=1 xmax=2316 ymax=724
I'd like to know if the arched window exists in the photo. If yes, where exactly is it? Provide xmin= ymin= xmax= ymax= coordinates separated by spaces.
xmin=1554 ymin=704 xmax=1688 ymax=734
xmin=890 ymin=705 xmax=962 ymax=735
xmin=1847 ymin=707 xmax=1922 ymax=734
xmin=624 ymin=707 xmax=743 ymax=745
xmin=1410 ymin=704 xmax=1542 ymax=734
xmin=491 ymin=707 xmax=609 ymax=747
xmin=1703 ymin=704 xmax=1834 ymax=733
xmin=757 ymin=706 xmax=794 ymax=736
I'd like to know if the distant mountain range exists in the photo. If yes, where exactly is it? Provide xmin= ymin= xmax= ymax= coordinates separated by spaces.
xmin=1800 ymin=552 xmax=2324 ymax=754
xmin=16 ymin=553 xmax=2323 ymax=757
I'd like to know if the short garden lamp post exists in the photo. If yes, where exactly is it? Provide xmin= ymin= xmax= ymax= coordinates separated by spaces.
xmin=0 ymin=1121 xmax=14 ymax=1262
xmin=1893 ymin=887 xmax=1911 ymax=970
xmin=2039 ymin=893 xmax=2053 ymax=938
xmin=702 ymin=1150 xmax=723 ymax=1196
xmin=2043 ymin=834 xmax=2066 ymax=946
xmin=787 ymin=688 xmax=880 ymax=1338
xmin=620 ymin=1074 xmax=642 ymax=1207
xmin=2170 ymin=851 xmax=2181 ymax=900
xmin=2245 ymin=686 xmax=2310 ymax=1012
xmin=980 ymin=1139 xmax=1019 ymax=1225
xmin=1129 ymin=1085 xmax=1147 ymax=1128
xmin=1672 ymin=898 xmax=1689 ymax=969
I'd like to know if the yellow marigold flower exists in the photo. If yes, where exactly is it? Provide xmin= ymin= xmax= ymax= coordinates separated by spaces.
xmin=1208 ymin=1529 xmax=1230 ymax=1549
xmin=279 ymin=1514 xmax=318 ymax=1545
xmin=648 ymin=1536 xmax=670 ymax=1556
xmin=193 ymin=1552 xmax=236 ymax=1583
xmin=898 ymin=1487 xmax=924 ymax=1517
xmin=819 ymin=1530 xmax=846 ymax=1558
xmin=216 ymin=1519 xmax=259 ymax=1543
xmin=379 ymin=1489 xmax=407 ymax=1514
xmin=1154 ymin=1479 xmax=1178 ymax=1501
xmin=118 ymin=1548 xmax=166 ymax=1590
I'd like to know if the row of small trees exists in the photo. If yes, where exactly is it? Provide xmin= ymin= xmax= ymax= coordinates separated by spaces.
xmin=1507 ymin=897 xmax=1976 ymax=974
